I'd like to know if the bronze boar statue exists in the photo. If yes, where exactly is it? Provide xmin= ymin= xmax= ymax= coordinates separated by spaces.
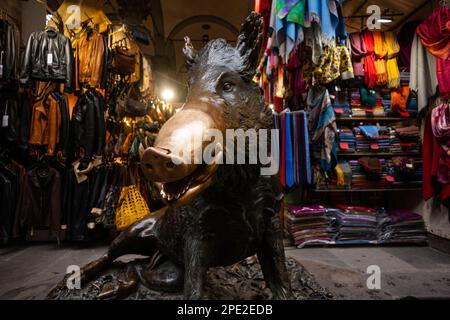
xmin=78 ymin=12 xmax=292 ymax=300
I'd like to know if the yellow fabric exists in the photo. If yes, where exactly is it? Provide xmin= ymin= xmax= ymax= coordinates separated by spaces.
xmin=384 ymin=32 xmax=400 ymax=89
xmin=373 ymin=31 xmax=387 ymax=86
xmin=335 ymin=164 xmax=345 ymax=187
xmin=115 ymin=185 xmax=151 ymax=230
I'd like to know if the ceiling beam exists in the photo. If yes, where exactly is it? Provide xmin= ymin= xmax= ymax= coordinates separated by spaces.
xmin=388 ymin=0 xmax=431 ymax=31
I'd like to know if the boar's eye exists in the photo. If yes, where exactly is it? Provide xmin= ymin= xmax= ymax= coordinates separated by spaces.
xmin=222 ymin=82 xmax=234 ymax=92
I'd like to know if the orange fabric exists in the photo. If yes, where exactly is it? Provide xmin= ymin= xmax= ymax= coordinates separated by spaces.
xmin=29 ymin=84 xmax=61 ymax=156
xmin=391 ymin=86 xmax=410 ymax=117
xmin=73 ymin=28 xmax=105 ymax=91
xmin=67 ymin=93 xmax=78 ymax=119
xmin=373 ymin=31 xmax=387 ymax=86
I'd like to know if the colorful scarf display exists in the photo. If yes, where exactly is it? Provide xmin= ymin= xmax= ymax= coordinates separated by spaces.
xmin=373 ymin=31 xmax=387 ymax=86
xmin=362 ymin=30 xmax=377 ymax=89
xmin=384 ymin=32 xmax=400 ymax=89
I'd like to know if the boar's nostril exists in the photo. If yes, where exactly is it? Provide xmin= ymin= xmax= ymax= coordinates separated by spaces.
xmin=165 ymin=162 xmax=176 ymax=169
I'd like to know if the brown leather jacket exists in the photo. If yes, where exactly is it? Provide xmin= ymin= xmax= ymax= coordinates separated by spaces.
xmin=29 ymin=83 xmax=61 ymax=156
xmin=73 ymin=28 xmax=105 ymax=90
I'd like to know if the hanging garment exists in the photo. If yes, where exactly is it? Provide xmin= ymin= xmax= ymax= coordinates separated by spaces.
xmin=362 ymin=31 xmax=377 ymax=89
xmin=372 ymin=31 xmax=387 ymax=85
xmin=409 ymin=34 xmax=438 ymax=111
xmin=416 ymin=6 xmax=450 ymax=60
xmin=416 ymin=2 xmax=450 ymax=94
xmin=20 ymin=27 xmax=73 ymax=91
xmin=423 ymin=111 xmax=450 ymax=204
xmin=397 ymin=20 xmax=421 ymax=71
xmin=305 ymin=0 xmax=337 ymax=45
xmin=14 ymin=165 xmax=62 ymax=240
xmin=284 ymin=112 xmax=294 ymax=188
xmin=280 ymin=112 xmax=286 ymax=188
xmin=0 ymin=19 xmax=18 ymax=81
xmin=350 ymin=32 xmax=366 ymax=78
xmin=73 ymin=28 xmax=106 ymax=91
xmin=307 ymin=86 xmax=337 ymax=171
xmin=28 ymin=83 xmax=61 ymax=156
xmin=384 ymin=32 xmax=400 ymax=89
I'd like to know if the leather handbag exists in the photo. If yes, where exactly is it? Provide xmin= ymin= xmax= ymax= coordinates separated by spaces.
xmin=116 ymin=86 xmax=148 ymax=118
xmin=129 ymin=26 xmax=151 ymax=45
xmin=112 ymin=46 xmax=136 ymax=75
xmin=115 ymin=168 xmax=151 ymax=231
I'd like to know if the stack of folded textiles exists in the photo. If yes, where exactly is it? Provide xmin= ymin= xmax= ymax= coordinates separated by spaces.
xmin=333 ymin=204 xmax=380 ymax=244
xmin=350 ymin=158 xmax=389 ymax=189
xmin=353 ymin=126 xmax=391 ymax=153
xmin=337 ymin=127 xmax=356 ymax=152
xmin=406 ymin=92 xmax=418 ymax=117
xmin=373 ymin=93 xmax=385 ymax=116
xmin=378 ymin=209 xmax=427 ymax=244
xmin=380 ymin=88 xmax=395 ymax=117
xmin=389 ymin=127 xmax=402 ymax=153
xmin=333 ymin=92 xmax=352 ymax=117
xmin=393 ymin=125 xmax=421 ymax=153
xmin=350 ymin=88 xmax=365 ymax=116
xmin=285 ymin=205 xmax=336 ymax=247
xmin=385 ymin=157 xmax=423 ymax=184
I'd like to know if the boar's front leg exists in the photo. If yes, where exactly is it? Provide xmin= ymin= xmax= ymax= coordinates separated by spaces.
xmin=183 ymin=238 xmax=208 ymax=299
xmin=257 ymin=216 xmax=293 ymax=300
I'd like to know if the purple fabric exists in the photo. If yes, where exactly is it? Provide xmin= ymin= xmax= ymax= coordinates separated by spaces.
xmin=397 ymin=21 xmax=421 ymax=71
xmin=288 ymin=204 xmax=326 ymax=216
xmin=385 ymin=210 xmax=422 ymax=223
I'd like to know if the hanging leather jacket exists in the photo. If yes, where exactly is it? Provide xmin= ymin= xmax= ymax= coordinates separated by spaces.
xmin=20 ymin=27 xmax=73 ymax=91
xmin=0 ymin=19 xmax=17 ymax=81
xmin=73 ymin=28 xmax=105 ymax=91
xmin=71 ymin=90 xmax=105 ymax=167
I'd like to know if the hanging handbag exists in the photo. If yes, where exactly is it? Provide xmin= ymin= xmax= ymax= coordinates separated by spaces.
xmin=112 ymin=45 xmax=136 ymax=75
xmin=115 ymin=167 xmax=151 ymax=231
xmin=116 ymin=85 xmax=148 ymax=118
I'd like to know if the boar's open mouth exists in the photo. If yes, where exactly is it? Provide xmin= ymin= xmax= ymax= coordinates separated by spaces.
xmin=157 ymin=144 xmax=223 ymax=205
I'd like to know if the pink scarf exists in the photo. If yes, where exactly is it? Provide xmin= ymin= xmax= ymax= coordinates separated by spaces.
xmin=431 ymin=102 xmax=450 ymax=140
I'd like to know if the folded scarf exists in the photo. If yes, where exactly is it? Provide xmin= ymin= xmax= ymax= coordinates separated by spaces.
xmin=385 ymin=32 xmax=400 ymax=88
xmin=362 ymin=31 xmax=377 ymax=89
xmin=373 ymin=31 xmax=388 ymax=85
xmin=391 ymin=86 xmax=410 ymax=117
xmin=350 ymin=32 xmax=365 ymax=77
xmin=416 ymin=6 xmax=450 ymax=60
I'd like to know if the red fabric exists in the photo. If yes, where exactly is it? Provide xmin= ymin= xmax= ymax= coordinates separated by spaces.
xmin=417 ymin=6 xmax=450 ymax=95
xmin=280 ymin=112 xmax=286 ymax=188
xmin=423 ymin=113 xmax=450 ymax=202
xmin=437 ymin=58 xmax=450 ymax=95
xmin=416 ymin=6 xmax=450 ymax=60
xmin=362 ymin=31 xmax=377 ymax=89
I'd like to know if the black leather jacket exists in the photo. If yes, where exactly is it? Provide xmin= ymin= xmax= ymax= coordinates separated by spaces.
xmin=20 ymin=27 xmax=73 ymax=91
xmin=0 ymin=20 xmax=17 ymax=81
xmin=71 ymin=90 xmax=105 ymax=166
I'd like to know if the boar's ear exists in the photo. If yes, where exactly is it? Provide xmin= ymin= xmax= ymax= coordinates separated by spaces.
xmin=183 ymin=36 xmax=197 ymax=68
xmin=235 ymin=12 xmax=263 ymax=79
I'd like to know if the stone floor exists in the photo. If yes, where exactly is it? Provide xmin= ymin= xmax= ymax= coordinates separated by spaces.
xmin=1 ymin=243 xmax=450 ymax=299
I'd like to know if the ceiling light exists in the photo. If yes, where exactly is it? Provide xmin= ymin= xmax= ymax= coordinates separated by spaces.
xmin=161 ymin=88 xmax=175 ymax=102
xmin=377 ymin=17 xmax=393 ymax=23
